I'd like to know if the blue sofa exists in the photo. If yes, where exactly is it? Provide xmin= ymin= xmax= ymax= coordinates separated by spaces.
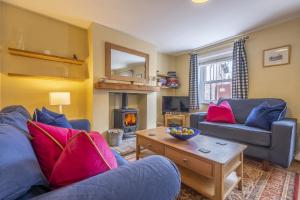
xmin=0 ymin=106 xmax=181 ymax=200
xmin=190 ymin=98 xmax=297 ymax=168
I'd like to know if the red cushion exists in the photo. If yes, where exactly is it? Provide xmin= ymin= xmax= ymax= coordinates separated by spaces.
xmin=206 ymin=101 xmax=236 ymax=123
xmin=49 ymin=131 xmax=117 ymax=187
xmin=27 ymin=121 xmax=118 ymax=187
xmin=27 ymin=121 xmax=80 ymax=178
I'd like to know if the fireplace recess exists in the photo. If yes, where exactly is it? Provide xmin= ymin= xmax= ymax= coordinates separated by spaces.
xmin=113 ymin=93 xmax=138 ymax=138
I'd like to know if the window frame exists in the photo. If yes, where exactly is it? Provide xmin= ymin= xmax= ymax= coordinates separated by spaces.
xmin=199 ymin=56 xmax=233 ymax=104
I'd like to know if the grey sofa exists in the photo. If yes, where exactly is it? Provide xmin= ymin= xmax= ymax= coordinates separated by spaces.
xmin=190 ymin=98 xmax=297 ymax=168
xmin=0 ymin=105 xmax=181 ymax=200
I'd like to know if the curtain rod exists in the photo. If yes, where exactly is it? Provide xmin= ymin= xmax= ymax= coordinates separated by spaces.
xmin=190 ymin=34 xmax=249 ymax=55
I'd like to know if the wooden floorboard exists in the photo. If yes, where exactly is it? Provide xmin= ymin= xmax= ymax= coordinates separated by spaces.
xmin=289 ymin=160 xmax=300 ymax=174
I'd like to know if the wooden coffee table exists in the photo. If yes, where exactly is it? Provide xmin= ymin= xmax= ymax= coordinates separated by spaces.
xmin=136 ymin=127 xmax=247 ymax=200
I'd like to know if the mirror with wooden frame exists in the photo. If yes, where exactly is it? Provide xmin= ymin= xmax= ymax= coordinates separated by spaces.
xmin=105 ymin=42 xmax=149 ymax=83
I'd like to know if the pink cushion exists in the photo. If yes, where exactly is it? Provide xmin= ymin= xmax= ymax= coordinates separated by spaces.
xmin=27 ymin=121 xmax=79 ymax=178
xmin=49 ymin=132 xmax=118 ymax=187
xmin=206 ymin=101 xmax=236 ymax=123
xmin=27 ymin=121 xmax=118 ymax=187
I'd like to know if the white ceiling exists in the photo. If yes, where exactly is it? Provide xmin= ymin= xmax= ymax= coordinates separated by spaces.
xmin=4 ymin=0 xmax=300 ymax=54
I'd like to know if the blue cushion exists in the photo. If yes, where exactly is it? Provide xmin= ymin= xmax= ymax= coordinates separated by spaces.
xmin=1 ymin=105 xmax=31 ymax=120
xmin=245 ymin=102 xmax=287 ymax=130
xmin=0 ymin=124 xmax=47 ymax=200
xmin=33 ymin=108 xmax=72 ymax=128
xmin=69 ymin=119 xmax=91 ymax=132
xmin=41 ymin=107 xmax=62 ymax=118
xmin=0 ymin=111 xmax=29 ymax=134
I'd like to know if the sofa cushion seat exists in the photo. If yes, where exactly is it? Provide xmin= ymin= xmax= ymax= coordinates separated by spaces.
xmin=198 ymin=121 xmax=271 ymax=147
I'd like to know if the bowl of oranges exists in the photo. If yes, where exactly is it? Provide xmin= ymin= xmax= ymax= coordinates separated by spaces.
xmin=166 ymin=127 xmax=200 ymax=140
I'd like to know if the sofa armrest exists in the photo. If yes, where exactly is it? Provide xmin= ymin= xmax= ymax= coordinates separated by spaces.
xmin=190 ymin=112 xmax=207 ymax=129
xmin=31 ymin=156 xmax=181 ymax=200
xmin=69 ymin=119 xmax=91 ymax=132
xmin=270 ymin=118 xmax=297 ymax=168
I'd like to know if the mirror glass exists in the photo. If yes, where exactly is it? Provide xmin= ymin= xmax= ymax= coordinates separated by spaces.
xmin=111 ymin=49 xmax=146 ymax=79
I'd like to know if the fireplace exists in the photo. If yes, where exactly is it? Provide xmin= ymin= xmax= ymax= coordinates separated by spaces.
xmin=114 ymin=93 xmax=138 ymax=138
xmin=124 ymin=112 xmax=137 ymax=127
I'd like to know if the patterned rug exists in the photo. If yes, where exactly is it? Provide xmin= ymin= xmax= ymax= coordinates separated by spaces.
xmin=111 ymin=137 xmax=137 ymax=156
xmin=124 ymin=152 xmax=299 ymax=200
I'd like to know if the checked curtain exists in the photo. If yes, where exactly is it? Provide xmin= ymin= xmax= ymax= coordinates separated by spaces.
xmin=232 ymin=39 xmax=248 ymax=99
xmin=189 ymin=54 xmax=200 ymax=110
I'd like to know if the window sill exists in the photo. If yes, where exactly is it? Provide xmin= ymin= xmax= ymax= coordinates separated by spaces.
xmin=200 ymin=101 xmax=217 ymax=105
xmin=200 ymin=102 xmax=210 ymax=105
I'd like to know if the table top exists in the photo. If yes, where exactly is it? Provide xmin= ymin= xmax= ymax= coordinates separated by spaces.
xmin=136 ymin=127 xmax=247 ymax=164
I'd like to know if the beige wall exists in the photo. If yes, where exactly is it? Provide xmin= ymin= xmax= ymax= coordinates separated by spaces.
xmin=174 ymin=54 xmax=190 ymax=97
xmin=175 ymin=18 xmax=300 ymax=113
xmin=88 ymin=23 xmax=158 ymax=132
xmin=174 ymin=17 xmax=300 ymax=157
xmin=2 ymin=3 xmax=88 ymax=79
xmin=2 ymin=3 xmax=298 ymax=155
xmin=247 ymin=18 xmax=300 ymax=119
xmin=1 ymin=75 xmax=87 ymax=118
xmin=156 ymin=53 xmax=176 ymax=124
xmin=0 ymin=3 xmax=89 ymax=118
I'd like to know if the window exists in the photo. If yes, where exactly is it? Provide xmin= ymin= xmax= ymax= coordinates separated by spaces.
xmin=198 ymin=48 xmax=233 ymax=103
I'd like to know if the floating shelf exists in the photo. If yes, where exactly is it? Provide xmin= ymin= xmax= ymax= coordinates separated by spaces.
xmin=157 ymin=74 xmax=179 ymax=89
xmin=157 ymin=74 xmax=170 ymax=78
xmin=7 ymin=73 xmax=86 ymax=81
xmin=161 ymin=86 xmax=178 ymax=89
xmin=95 ymin=82 xmax=160 ymax=92
xmin=8 ymin=48 xmax=85 ymax=65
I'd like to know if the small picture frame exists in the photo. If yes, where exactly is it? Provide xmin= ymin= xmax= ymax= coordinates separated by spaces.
xmin=263 ymin=45 xmax=291 ymax=67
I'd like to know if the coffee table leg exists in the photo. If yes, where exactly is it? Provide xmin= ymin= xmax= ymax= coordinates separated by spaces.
xmin=237 ymin=153 xmax=243 ymax=190
xmin=214 ymin=164 xmax=224 ymax=200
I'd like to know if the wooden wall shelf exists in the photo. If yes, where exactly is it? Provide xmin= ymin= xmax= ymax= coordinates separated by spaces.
xmin=161 ymin=86 xmax=178 ymax=89
xmin=95 ymin=82 xmax=160 ymax=92
xmin=8 ymin=48 xmax=85 ymax=65
xmin=7 ymin=73 xmax=86 ymax=81
xmin=157 ymin=74 xmax=170 ymax=78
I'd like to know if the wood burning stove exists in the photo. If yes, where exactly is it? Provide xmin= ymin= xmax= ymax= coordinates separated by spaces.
xmin=114 ymin=93 xmax=138 ymax=138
